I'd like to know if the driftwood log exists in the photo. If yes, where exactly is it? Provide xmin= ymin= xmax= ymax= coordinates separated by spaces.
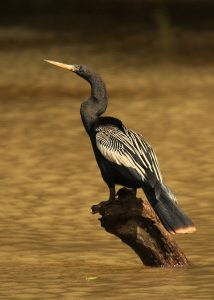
xmin=91 ymin=188 xmax=189 ymax=267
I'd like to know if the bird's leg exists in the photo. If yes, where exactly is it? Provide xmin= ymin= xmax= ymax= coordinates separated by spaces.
xmin=108 ymin=186 xmax=116 ymax=202
xmin=91 ymin=185 xmax=116 ymax=214
xmin=132 ymin=188 xmax=137 ymax=197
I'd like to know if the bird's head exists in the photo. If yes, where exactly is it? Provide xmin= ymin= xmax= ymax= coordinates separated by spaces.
xmin=44 ymin=59 xmax=108 ymax=107
xmin=44 ymin=60 xmax=91 ymax=80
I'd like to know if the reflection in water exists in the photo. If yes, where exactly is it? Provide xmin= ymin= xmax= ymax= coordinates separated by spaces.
xmin=0 ymin=24 xmax=213 ymax=299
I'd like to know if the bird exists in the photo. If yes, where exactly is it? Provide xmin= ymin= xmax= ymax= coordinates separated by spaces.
xmin=44 ymin=60 xmax=196 ymax=234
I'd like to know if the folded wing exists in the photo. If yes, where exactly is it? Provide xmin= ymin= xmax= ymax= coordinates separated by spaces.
xmin=96 ymin=124 xmax=162 ymax=191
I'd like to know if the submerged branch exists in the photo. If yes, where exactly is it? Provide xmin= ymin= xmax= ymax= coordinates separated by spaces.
xmin=91 ymin=188 xmax=189 ymax=267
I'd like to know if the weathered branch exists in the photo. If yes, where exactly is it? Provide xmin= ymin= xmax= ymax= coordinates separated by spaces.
xmin=91 ymin=188 xmax=189 ymax=267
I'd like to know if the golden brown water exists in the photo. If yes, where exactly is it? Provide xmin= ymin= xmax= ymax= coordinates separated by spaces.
xmin=0 ymin=26 xmax=213 ymax=299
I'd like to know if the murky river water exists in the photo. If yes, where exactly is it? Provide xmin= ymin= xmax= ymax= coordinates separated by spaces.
xmin=0 ymin=25 xmax=213 ymax=299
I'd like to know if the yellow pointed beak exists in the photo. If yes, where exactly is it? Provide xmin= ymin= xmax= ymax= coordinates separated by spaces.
xmin=44 ymin=60 xmax=79 ymax=72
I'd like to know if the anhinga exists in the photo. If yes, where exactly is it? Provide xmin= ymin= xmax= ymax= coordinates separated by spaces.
xmin=45 ymin=60 xmax=196 ymax=234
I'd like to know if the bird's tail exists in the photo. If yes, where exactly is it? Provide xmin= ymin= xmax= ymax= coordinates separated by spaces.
xmin=142 ymin=183 xmax=196 ymax=234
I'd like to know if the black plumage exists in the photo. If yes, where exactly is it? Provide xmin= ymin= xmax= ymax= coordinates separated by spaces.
xmin=45 ymin=60 xmax=196 ymax=234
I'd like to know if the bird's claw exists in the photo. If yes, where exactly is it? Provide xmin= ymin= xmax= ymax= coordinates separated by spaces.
xmin=91 ymin=199 xmax=115 ymax=214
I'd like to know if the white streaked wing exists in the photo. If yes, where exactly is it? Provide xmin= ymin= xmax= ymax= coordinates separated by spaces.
xmin=124 ymin=127 xmax=162 ymax=182
xmin=96 ymin=127 xmax=147 ymax=180
xmin=96 ymin=124 xmax=162 ymax=184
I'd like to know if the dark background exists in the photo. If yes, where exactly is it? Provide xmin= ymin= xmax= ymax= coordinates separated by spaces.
xmin=1 ymin=0 xmax=214 ymax=70
xmin=1 ymin=0 xmax=214 ymax=30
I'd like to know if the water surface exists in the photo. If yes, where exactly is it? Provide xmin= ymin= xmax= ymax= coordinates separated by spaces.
xmin=0 ymin=26 xmax=213 ymax=299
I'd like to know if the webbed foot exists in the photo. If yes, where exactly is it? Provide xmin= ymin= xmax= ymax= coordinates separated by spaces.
xmin=91 ymin=199 xmax=113 ymax=214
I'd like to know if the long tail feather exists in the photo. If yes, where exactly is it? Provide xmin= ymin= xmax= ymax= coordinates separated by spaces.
xmin=142 ymin=183 xmax=196 ymax=234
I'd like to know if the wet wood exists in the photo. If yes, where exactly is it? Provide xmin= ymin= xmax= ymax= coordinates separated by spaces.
xmin=91 ymin=188 xmax=189 ymax=267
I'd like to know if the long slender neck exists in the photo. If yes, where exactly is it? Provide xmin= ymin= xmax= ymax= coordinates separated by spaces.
xmin=80 ymin=68 xmax=108 ymax=133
